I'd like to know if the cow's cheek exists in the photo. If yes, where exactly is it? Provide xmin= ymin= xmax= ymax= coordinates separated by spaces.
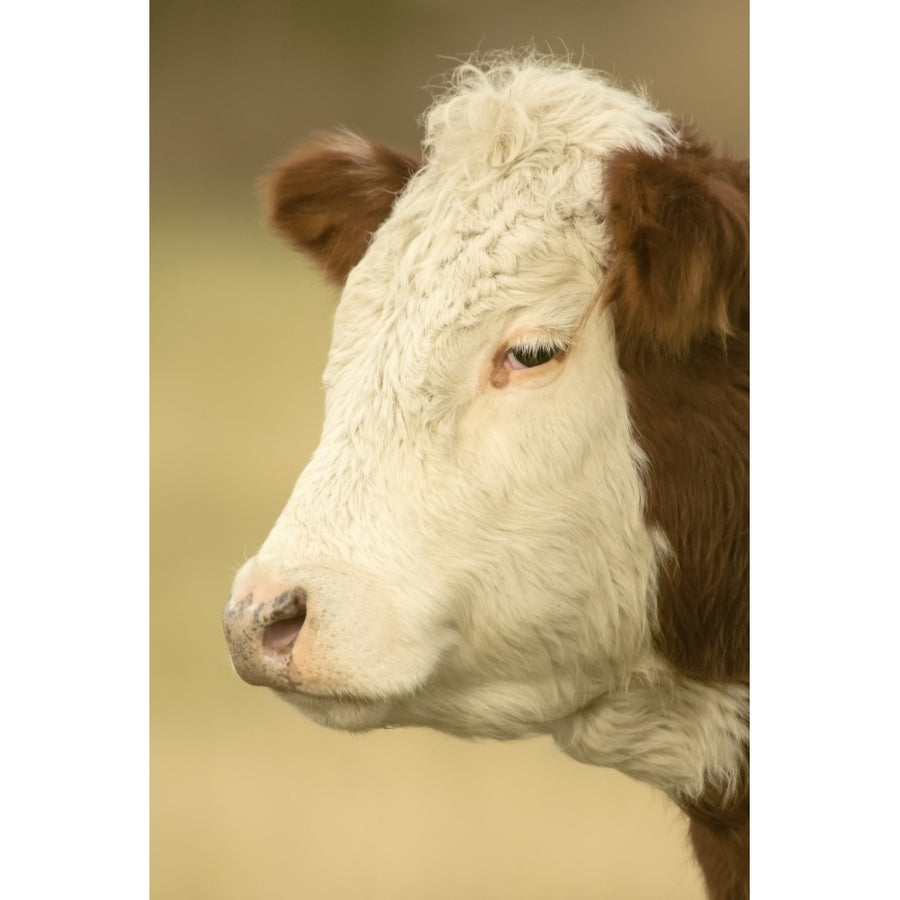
xmin=454 ymin=308 xmax=657 ymax=666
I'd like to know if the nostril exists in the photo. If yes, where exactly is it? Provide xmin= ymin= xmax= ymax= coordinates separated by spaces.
xmin=263 ymin=615 xmax=306 ymax=653
xmin=261 ymin=588 xmax=307 ymax=655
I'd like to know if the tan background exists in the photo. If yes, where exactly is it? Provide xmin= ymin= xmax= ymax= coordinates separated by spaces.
xmin=151 ymin=2 xmax=748 ymax=897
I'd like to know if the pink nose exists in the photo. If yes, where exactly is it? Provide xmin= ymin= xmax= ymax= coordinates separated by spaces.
xmin=222 ymin=580 xmax=308 ymax=687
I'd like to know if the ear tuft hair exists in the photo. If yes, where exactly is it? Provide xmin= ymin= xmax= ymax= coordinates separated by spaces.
xmin=265 ymin=132 xmax=420 ymax=285
xmin=603 ymin=141 xmax=749 ymax=356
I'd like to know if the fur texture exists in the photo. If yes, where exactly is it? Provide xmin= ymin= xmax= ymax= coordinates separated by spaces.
xmin=224 ymin=55 xmax=749 ymax=900
xmin=604 ymin=141 xmax=749 ymax=357
xmin=267 ymin=132 xmax=420 ymax=284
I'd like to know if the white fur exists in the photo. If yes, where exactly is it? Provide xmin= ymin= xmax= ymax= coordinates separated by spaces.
xmin=554 ymin=669 xmax=749 ymax=804
xmin=234 ymin=56 xmax=744 ymax=804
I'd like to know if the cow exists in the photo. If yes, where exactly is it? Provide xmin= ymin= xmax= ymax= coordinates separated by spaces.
xmin=223 ymin=54 xmax=749 ymax=900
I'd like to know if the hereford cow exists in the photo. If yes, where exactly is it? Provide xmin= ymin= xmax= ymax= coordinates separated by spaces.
xmin=223 ymin=56 xmax=749 ymax=900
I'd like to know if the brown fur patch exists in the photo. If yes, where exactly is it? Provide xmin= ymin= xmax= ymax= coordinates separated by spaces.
xmin=623 ymin=331 xmax=750 ymax=682
xmin=265 ymin=132 xmax=420 ymax=285
xmin=606 ymin=139 xmax=750 ymax=898
xmin=605 ymin=138 xmax=750 ymax=682
xmin=685 ymin=790 xmax=750 ymax=900
xmin=604 ymin=139 xmax=749 ymax=357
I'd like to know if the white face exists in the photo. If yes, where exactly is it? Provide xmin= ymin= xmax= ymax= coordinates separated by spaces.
xmin=228 ymin=153 xmax=661 ymax=740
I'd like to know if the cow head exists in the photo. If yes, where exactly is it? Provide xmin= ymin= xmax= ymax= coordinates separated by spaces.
xmin=223 ymin=59 xmax=749 ymax=805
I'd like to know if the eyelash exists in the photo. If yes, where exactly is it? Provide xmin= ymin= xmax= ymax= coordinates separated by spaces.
xmin=504 ymin=337 xmax=567 ymax=371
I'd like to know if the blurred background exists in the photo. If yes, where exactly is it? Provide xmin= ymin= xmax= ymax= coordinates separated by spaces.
xmin=151 ymin=2 xmax=747 ymax=898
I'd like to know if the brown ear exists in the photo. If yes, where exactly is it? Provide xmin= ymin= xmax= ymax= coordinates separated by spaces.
xmin=265 ymin=132 xmax=421 ymax=285
xmin=603 ymin=141 xmax=749 ymax=356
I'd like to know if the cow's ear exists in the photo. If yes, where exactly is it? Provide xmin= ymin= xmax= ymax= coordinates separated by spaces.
xmin=603 ymin=142 xmax=749 ymax=356
xmin=265 ymin=132 xmax=421 ymax=285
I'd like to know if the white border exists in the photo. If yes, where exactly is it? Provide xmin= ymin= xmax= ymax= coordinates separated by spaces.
xmin=752 ymin=2 xmax=899 ymax=896
xmin=2 ymin=3 xmax=148 ymax=896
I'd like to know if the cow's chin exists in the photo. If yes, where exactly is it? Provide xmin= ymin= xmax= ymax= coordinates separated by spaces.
xmin=273 ymin=687 xmax=396 ymax=733
xmin=273 ymin=673 xmax=584 ymax=742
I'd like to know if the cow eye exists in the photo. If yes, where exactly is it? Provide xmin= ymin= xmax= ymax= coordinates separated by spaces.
xmin=505 ymin=343 xmax=559 ymax=370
